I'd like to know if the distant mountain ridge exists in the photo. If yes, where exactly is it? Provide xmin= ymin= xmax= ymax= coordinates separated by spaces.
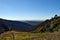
xmin=0 ymin=18 xmax=37 ymax=34
xmin=22 ymin=21 xmax=43 ymax=26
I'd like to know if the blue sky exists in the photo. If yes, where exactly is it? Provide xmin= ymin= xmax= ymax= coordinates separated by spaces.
xmin=0 ymin=0 xmax=60 ymax=20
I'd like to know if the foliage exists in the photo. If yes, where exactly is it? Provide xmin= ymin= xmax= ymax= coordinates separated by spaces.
xmin=32 ymin=16 xmax=60 ymax=32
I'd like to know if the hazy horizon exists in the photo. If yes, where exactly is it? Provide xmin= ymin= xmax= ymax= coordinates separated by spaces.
xmin=0 ymin=0 xmax=60 ymax=20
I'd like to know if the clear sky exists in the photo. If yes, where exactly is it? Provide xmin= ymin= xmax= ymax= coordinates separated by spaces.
xmin=0 ymin=0 xmax=60 ymax=20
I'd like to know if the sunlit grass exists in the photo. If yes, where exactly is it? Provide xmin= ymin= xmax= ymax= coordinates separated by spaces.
xmin=0 ymin=31 xmax=60 ymax=40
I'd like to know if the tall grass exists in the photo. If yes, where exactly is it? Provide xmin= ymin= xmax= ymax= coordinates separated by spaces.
xmin=0 ymin=31 xmax=60 ymax=40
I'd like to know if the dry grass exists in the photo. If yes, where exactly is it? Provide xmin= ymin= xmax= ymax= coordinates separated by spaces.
xmin=0 ymin=31 xmax=60 ymax=40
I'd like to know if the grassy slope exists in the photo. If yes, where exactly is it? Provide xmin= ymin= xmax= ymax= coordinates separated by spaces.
xmin=0 ymin=31 xmax=60 ymax=40
xmin=32 ymin=16 xmax=60 ymax=32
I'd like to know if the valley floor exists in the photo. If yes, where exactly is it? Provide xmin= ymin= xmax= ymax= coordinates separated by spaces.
xmin=0 ymin=31 xmax=60 ymax=40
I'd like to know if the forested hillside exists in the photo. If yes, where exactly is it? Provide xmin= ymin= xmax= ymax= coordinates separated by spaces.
xmin=32 ymin=15 xmax=60 ymax=32
xmin=0 ymin=18 xmax=35 ymax=34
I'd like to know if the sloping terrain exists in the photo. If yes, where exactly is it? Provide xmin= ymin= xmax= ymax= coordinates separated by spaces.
xmin=0 ymin=18 xmax=35 ymax=34
xmin=0 ymin=16 xmax=60 ymax=40
xmin=32 ymin=16 xmax=60 ymax=32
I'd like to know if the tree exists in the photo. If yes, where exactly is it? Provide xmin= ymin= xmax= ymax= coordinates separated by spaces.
xmin=54 ymin=14 xmax=58 ymax=18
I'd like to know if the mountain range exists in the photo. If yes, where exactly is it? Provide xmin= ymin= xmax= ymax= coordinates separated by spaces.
xmin=0 ymin=18 xmax=43 ymax=34
xmin=22 ymin=21 xmax=43 ymax=26
xmin=0 ymin=15 xmax=60 ymax=34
